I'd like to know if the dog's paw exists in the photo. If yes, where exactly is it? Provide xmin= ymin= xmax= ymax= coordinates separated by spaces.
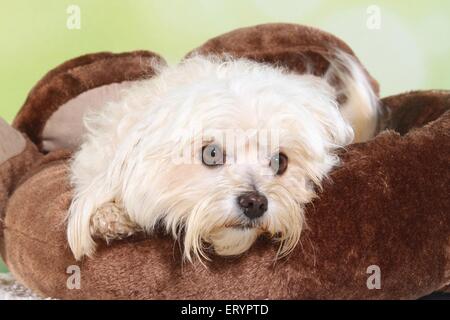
xmin=90 ymin=202 xmax=141 ymax=243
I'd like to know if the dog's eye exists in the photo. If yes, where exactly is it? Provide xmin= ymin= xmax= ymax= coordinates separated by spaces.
xmin=270 ymin=152 xmax=288 ymax=175
xmin=202 ymin=144 xmax=225 ymax=167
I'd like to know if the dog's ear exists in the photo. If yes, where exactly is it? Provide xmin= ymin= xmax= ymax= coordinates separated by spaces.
xmin=13 ymin=51 xmax=166 ymax=153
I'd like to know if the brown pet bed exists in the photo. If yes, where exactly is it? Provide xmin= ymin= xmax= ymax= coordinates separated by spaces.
xmin=0 ymin=24 xmax=449 ymax=299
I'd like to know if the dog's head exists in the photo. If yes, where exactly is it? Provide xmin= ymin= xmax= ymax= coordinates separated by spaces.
xmin=111 ymin=56 xmax=354 ymax=262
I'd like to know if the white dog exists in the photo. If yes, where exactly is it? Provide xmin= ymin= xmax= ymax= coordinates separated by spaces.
xmin=67 ymin=53 xmax=379 ymax=262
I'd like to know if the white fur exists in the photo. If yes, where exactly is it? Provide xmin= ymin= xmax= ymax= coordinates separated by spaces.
xmin=67 ymin=54 xmax=379 ymax=261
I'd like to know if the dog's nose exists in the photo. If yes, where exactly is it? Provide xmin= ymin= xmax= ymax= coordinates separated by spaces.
xmin=237 ymin=192 xmax=268 ymax=219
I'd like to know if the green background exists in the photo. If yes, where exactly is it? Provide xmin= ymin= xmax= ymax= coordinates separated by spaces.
xmin=0 ymin=0 xmax=449 ymax=272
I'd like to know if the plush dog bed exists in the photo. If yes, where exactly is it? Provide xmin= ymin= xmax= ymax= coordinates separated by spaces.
xmin=0 ymin=23 xmax=449 ymax=299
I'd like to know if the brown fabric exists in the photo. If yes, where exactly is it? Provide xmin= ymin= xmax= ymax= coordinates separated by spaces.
xmin=13 ymin=51 xmax=166 ymax=151
xmin=381 ymin=90 xmax=450 ymax=134
xmin=0 ymin=24 xmax=449 ymax=299
xmin=0 ymin=118 xmax=26 ymax=164
xmin=42 ymin=81 xmax=141 ymax=152
xmin=189 ymin=23 xmax=380 ymax=97
xmin=0 ymin=139 xmax=42 ymax=260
